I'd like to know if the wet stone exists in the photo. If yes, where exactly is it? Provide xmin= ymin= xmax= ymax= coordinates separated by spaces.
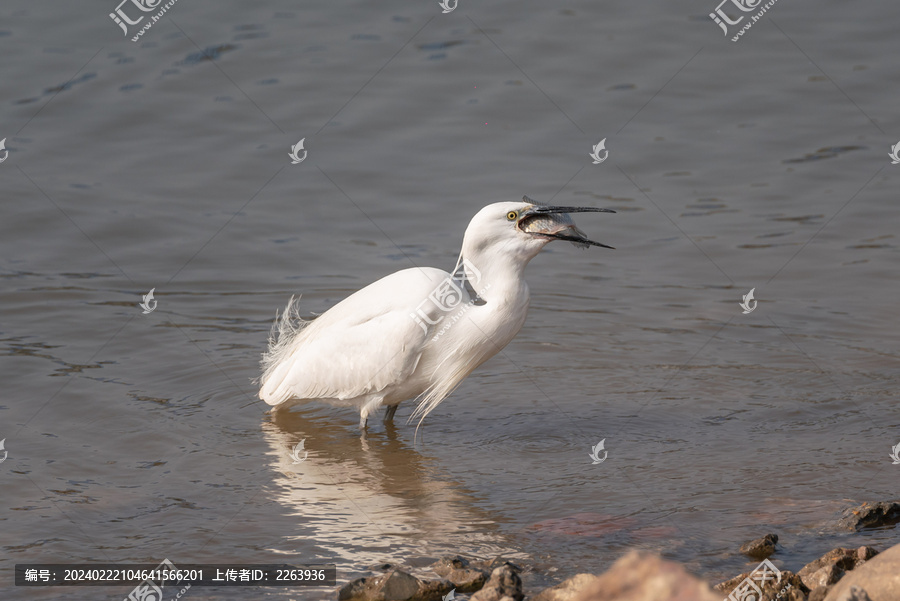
xmin=470 ymin=563 xmax=524 ymax=601
xmin=838 ymin=502 xmax=900 ymax=531
xmin=741 ymin=533 xmax=779 ymax=559
xmin=337 ymin=568 xmax=453 ymax=601
xmin=430 ymin=555 xmax=489 ymax=593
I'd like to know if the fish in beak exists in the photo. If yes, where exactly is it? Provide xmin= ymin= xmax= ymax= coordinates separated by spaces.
xmin=517 ymin=196 xmax=615 ymax=249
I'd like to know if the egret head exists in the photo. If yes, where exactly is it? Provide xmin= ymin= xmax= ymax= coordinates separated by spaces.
xmin=461 ymin=196 xmax=615 ymax=265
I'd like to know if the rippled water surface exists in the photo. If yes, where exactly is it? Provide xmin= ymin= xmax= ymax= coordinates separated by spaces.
xmin=2 ymin=0 xmax=899 ymax=599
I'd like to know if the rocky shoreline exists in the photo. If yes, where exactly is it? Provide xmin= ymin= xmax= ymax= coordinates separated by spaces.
xmin=336 ymin=501 xmax=900 ymax=601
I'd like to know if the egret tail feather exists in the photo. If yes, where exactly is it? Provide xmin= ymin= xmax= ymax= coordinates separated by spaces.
xmin=258 ymin=296 xmax=310 ymax=392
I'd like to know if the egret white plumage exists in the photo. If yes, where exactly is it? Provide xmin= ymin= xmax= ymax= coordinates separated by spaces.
xmin=258 ymin=196 xmax=614 ymax=430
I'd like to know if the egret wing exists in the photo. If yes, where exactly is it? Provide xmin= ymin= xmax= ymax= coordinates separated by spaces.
xmin=259 ymin=267 xmax=448 ymax=406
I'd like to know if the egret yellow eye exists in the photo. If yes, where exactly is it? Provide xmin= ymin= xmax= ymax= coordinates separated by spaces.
xmin=507 ymin=211 xmax=518 ymax=221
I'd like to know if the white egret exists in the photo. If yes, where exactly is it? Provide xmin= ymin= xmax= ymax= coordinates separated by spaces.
xmin=258 ymin=196 xmax=614 ymax=430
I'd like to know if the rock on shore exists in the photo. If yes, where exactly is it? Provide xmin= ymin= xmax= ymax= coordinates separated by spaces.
xmin=823 ymin=543 xmax=900 ymax=601
xmin=569 ymin=551 xmax=720 ymax=601
xmin=336 ymin=543 xmax=900 ymax=601
xmin=797 ymin=546 xmax=877 ymax=592
xmin=716 ymin=568 xmax=806 ymax=601
xmin=838 ymin=502 xmax=900 ymax=531
xmin=337 ymin=568 xmax=453 ymax=601
xmin=469 ymin=563 xmax=524 ymax=601
xmin=430 ymin=556 xmax=489 ymax=593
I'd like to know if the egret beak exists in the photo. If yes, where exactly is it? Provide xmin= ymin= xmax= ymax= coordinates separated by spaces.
xmin=517 ymin=199 xmax=616 ymax=249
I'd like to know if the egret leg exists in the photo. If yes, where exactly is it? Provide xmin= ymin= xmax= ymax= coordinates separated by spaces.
xmin=383 ymin=404 xmax=398 ymax=423
xmin=359 ymin=397 xmax=383 ymax=431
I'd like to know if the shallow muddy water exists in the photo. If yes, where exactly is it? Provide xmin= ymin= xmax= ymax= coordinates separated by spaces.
xmin=1 ymin=0 xmax=898 ymax=599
